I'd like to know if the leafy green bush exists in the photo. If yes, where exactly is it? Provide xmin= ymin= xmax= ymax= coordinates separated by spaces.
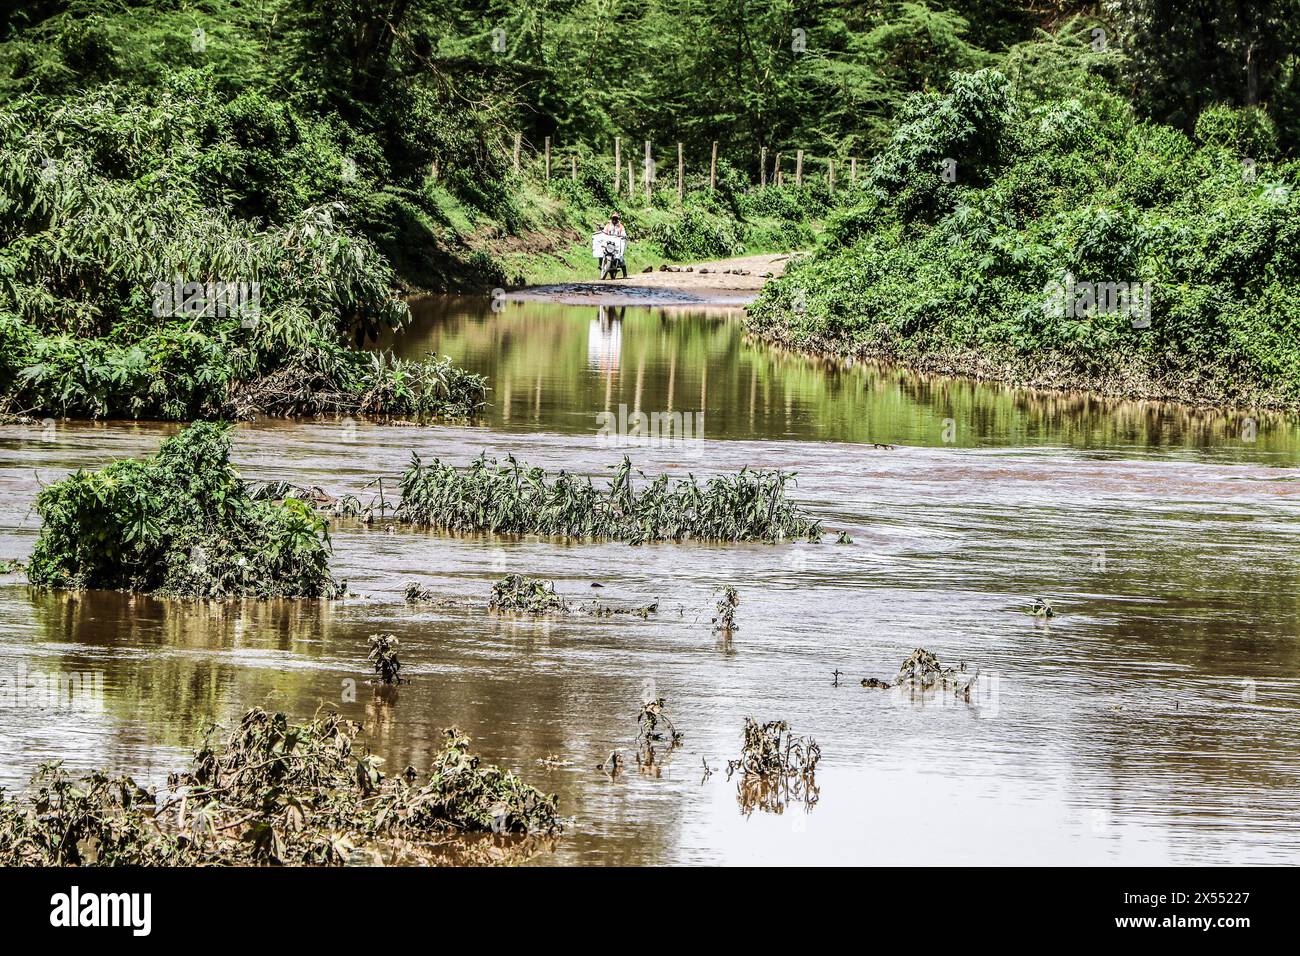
xmin=651 ymin=207 xmax=745 ymax=261
xmin=1194 ymin=104 xmax=1279 ymax=160
xmin=0 ymin=79 xmax=485 ymax=420
xmin=27 ymin=422 xmax=339 ymax=597
xmin=748 ymin=61 xmax=1300 ymax=408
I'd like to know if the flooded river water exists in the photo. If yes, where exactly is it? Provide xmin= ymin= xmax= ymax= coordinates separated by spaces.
xmin=2 ymin=294 xmax=1299 ymax=865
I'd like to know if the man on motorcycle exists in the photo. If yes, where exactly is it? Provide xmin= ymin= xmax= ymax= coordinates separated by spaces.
xmin=598 ymin=212 xmax=628 ymax=278
xmin=602 ymin=212 xmax=626 ymax=237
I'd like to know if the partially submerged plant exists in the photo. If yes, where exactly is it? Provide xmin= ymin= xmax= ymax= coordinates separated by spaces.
xmin=862 ymin=648 xmax=980 ymax=699
xmin=404 ymin=581 xmax=438 ymax=604
xmin=25 ymin=422 xmax=339 ymax=598
xmin=725 ymin=718 xmax=821 ymax=816
xmin=637 ymin=697 xmax=683 ymax=747
xmin=367 ymin=633 xmax=404 ymax=685
xmin=712 ymin=586 xmax=740 ymax=632
xmin=1030 ymin=597 xmax=1055 ymax=618
xmin=0 ymin=559 xmax=23 ymax=574
xmin=895 ymin=648 xmax=952 ymax=689
xmin=395 ymin=454 xmax=823 ymax=544
xmin=489 ymin=574 xmax=570 ymax=615
xmin=231 ymin=350 xmax=487 ymax=421
xmin=727 ymin=719 xmax=821 ymax=780
xmin=0 ymin=708 xmax=561 ymax=866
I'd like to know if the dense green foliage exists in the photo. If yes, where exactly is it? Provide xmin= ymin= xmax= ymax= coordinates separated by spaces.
xmin=396 ymin=454 xmax=824 ymax=543
xmin=3 ymin=2 xmax=1299 ymax=413
xmin=26 ymin=422 xmax=340 ymax=596
xmin=749 ymin=24 xmax=1300 ymax=407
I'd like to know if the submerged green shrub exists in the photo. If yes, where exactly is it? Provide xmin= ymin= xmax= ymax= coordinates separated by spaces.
xmin=26 ymin=422 xmax=339 ymax=597
xmin=396 ymin=454 xmax=823 ymax=544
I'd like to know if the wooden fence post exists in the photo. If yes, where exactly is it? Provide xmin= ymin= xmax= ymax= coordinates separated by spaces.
xmin=628 ymin=159 xmax=634 ymax=201
xmin=614 ymin=137 xmax=621 ymax=194
xmin=828 ymin=158 xmax=835 ymax=195
xmin=775 ymin=152 xmax=782 ymax=186
xmin=760 ymin=146 xmax=767 ymax=187
xmin=710 ymin=141 xmax=718 ymax=191
xmin=795 ymin=149 xmax=803 ymax=186
xmin=544 ymin=136 xmax=551 ymax=182
xmin=571 ymin=154 xmax=577 ymax=181
xmin=513 ymin=132 xmax=521 ymax=175
xmin=850 ymin=156 xmax=857 ymax=184
xmin=677 ymin=142 xmax=684 ymax=202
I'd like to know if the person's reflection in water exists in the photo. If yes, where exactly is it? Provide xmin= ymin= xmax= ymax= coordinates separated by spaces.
xmin=587 ymin=305 xmax=625 ymax=371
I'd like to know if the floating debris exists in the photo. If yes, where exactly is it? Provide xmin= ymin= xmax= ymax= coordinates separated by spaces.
xmin=367 ymin=633 xmax=405 ymax=685
xmin=860 ymin=648 xmax=980 ymax=700
xmin=835 ymin=531 xmax=853 ymax=544
xmin=403 ymin=581 xmax=437 ymax=603
xmin=1030 ymin=597 xmax=1055 ymax=618
xmin=0 ymin=708 xmax=560 ymax=866
xmin=0 ymin=559 xmax=23 ymax=574
xmin=712 ymin=586 xmax=740 ymax=632
xmin=489 ymin=574 xmax=570 ymax=615
xmin=578 ymin=597 xmax=659 ymax=618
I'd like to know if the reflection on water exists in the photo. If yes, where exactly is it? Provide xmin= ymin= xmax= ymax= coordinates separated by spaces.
xmin=2 ymin=294 xmax=1300 ymax=865
xmin=385 ymin=296 xmax=1300 ymax=463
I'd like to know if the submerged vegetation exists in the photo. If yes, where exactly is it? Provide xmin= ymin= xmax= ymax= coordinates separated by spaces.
xmin=26 ymin=422 xmax=339 ymax=597
xmin=0 ymin=708 xmax=560 ymax=866
xmin=726 ymin=718 xmax=822 ymax=816
xmin=489 ymin=574 xmax=570 ymax=615
xmin=397 ymin=455 xmax=823 ymax=544
xmin=367 ymin=634 xmax=404 ymax=685
xmin=860 ymin=647 xmax=982 ymax=701
xmin=712 ymin=586 xmax=741 ymax=633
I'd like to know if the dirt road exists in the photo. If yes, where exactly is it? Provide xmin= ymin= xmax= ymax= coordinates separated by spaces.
xmin=509 ymin=251 xmax=798 ymax=306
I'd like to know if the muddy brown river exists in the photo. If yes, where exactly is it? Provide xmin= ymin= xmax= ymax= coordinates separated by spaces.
xmin=2 ymin=295 xmax=1299 ymax=865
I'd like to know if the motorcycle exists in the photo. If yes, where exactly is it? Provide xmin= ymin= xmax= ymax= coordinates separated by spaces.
xmin=591 ymin=231 xmax=628 ymax=280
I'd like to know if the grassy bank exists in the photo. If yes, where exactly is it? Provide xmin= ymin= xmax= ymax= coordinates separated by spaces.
xmin=437 ymin=156 xmax=829 ymax=287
